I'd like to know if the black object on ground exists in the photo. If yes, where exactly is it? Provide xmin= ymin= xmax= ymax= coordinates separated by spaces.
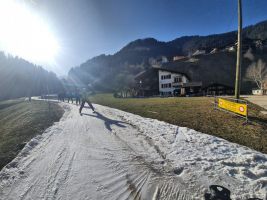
xmin=204 ymin=185 xmax=231 ymax=200
xmin=204 ymin=185 xmax=263 ymax=200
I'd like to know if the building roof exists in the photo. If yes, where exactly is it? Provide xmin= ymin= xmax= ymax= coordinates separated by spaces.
xmin=192 ymin=50 xmax=206 ymax=56
xmin=156 ymin=68 xmax=191 ymax=80
xmin=173 ymin=56 xmax=186 ymax=61
xmin=202 ymin=83 xmax=234 ymax=89
xmin=182 ymin=82 xmax=202 ymax=87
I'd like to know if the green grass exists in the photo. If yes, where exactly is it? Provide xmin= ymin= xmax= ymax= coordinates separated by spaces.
xmin=0 ymin=100 xmax=63 ymax=170
xmin=90 ymin=94 xmax=267 ymax=153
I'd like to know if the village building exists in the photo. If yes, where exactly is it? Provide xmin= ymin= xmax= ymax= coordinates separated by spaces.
xmin=135 ymin=68 xmax=203 ymax=97
xmin=252 ymin=89 xmax=265 ymax=95
xmin=203 ymin=83 xmax=234 ymax=96
xmin=225 ymin=46 xmax=236 ymax=52
xmin=158 ymin=69 xmax=189 ymax=96
xmin=210 ymin=48 xmax=218 ymax=54
xmin=192 ymin=50 xmax=206 ymax=56
xmin=252 ymin=81 xmax=267 ymax=95
xmin=180 ymin=82 xmax=203 ymax=96
xmin=173 ymin=55 xmax=186 ymax=61
xmin=135 ymin=67 xmax=236 ymax=97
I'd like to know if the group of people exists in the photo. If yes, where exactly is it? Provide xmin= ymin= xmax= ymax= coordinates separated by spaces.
xmin=58 ymin=89 xmax=95 ymax=114
xmin=58 ymin=91 xmax=81 ymax=105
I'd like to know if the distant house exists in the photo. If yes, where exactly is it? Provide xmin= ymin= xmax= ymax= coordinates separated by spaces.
xmin=252 ymin=89 xmax=265 ymax=95
xmin=192 ymin=50 xmax=206 ymax=56
xmin=225 ymin=46 xmax=236 ymax=52
xmin=135 ymin=65 xmax=237 ymax=97
xmin=159 ymin=69 xmax=189 ymax=96
xmin=134 ymin=68 xmax=202 ymax=97
xmin=252 ymin=81 xmax=267 ymax=95
xmin=158 ymin=69 xmax=202 ymax=96
xmin=173 ymin=56 xmax=186 ymax=61
xmin=210 ymin=48 xmax=218 ymax=54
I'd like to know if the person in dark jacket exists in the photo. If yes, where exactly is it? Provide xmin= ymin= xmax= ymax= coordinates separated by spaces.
xmin=79 ymin=90 xmax=95 ymax=114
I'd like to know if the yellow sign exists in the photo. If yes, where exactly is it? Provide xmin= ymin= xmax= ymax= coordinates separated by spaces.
xmin=218 ymin=98 xmax=247 ymax=116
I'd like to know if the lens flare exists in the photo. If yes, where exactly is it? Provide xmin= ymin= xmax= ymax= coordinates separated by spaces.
xmin=0 ymin=0 xmax=59 ymax=64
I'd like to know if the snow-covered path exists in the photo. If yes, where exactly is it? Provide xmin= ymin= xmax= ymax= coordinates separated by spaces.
xmin=0 ymin=102 xmax=266 ymax=200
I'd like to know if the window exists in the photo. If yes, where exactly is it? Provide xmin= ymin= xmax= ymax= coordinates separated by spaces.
xmin=174 ymin=77 xmax=182 ymax=83
xmin=161 ymin=83 xmax=172 ymax=88
xmin=161 ymin=74 xmax=171 ymax=80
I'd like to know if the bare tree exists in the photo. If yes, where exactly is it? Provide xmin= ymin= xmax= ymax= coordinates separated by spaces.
xmin=246 ymin=59 xmax=267 ymax=90
xmin=244 ymin=48 xmax=254 ymax=61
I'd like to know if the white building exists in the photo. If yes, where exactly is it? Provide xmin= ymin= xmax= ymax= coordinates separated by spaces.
xmin=158 ymin=69 xmax=189 ymax=96
xmin=210 ymin=48 xmax=218 ymax=54
xmin=192 ymin=50 xmax=206 ymax=56
xmin=252 ymin=89 xmax=265 ymax=95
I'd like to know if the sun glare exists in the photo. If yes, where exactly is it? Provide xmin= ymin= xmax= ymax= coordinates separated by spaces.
xmin=0 ymin=0 xmax=59 ymax=64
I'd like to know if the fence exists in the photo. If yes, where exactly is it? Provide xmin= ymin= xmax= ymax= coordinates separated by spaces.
xmin=213 ymin=96 xmax=248 ymax=123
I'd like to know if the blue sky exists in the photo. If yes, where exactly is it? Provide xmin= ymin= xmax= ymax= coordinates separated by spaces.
xmin=3 ymin=0 xmax=267 ymax=75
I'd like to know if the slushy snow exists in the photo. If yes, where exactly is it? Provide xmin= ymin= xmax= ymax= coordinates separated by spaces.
xmin=0 ymin=102 xmax=266 ymax=199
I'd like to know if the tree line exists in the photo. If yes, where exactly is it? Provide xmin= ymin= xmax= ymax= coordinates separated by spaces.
xmin=0 ymin=52 xmax=63 ymax=100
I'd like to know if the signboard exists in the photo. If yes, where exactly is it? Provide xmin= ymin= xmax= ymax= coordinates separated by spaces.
xmin=218 ymin=98 xmax=247 ymax=116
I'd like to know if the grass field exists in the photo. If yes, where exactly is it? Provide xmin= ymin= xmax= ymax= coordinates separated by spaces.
xmin=90 ymin=94 xmax=267 ymax=154
xmin=0 ymin=99 xmax=63 ymax=170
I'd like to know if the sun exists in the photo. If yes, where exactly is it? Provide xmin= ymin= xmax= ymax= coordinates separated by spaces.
xmin=0 ymin=0 xmax=59 ymax=64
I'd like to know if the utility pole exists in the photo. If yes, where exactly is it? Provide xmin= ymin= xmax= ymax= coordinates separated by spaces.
xmin=234 ymin=0 xmax=242 ymax=99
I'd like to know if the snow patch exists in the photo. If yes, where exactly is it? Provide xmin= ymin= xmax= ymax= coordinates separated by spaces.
xmin=96 ymin=104 xmax=267 ymax=199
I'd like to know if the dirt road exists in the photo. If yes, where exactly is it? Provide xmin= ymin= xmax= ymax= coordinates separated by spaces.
xmin=243 ymin=95 xmax=267 ymax=110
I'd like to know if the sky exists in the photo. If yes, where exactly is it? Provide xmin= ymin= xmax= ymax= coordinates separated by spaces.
xmin=1 ymin=0 xmax=267 ymax=76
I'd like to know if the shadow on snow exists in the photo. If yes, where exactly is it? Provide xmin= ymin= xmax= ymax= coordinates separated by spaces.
xmin=82 ymin=111 xmax=129 ymax=132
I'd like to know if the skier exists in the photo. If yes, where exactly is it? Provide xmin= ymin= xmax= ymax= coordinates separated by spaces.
xmin=79 ymin=88 xmax=95 ymax=115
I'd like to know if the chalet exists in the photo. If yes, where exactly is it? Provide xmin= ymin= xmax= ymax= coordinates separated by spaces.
xmin=158 ymin=69 xmax=189 ymax=96
xmin=134 ymin=68 xmax=203 ymax=97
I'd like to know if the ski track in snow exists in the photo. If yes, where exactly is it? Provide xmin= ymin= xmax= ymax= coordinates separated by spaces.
xmin=0 ymin=102 xmax=266 ymax=200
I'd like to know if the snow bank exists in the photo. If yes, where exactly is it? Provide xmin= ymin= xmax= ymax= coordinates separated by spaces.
xmin=0 ymin=101 xmax=266 ymax=199
xmin=97 ymin=104 xmax=267 ymax=199
xmin=0 ymin=104 xmax=69 ymax=187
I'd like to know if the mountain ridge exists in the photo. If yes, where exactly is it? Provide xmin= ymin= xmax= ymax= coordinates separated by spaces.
xmin=68 ymin=20 xmax=267 ymax=92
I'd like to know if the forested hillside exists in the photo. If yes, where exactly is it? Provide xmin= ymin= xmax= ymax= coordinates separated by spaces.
xmin=0 ymin=52 xmax=63 ymax=100
xmin=69 ymin=20 xmax=267 ymax=92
